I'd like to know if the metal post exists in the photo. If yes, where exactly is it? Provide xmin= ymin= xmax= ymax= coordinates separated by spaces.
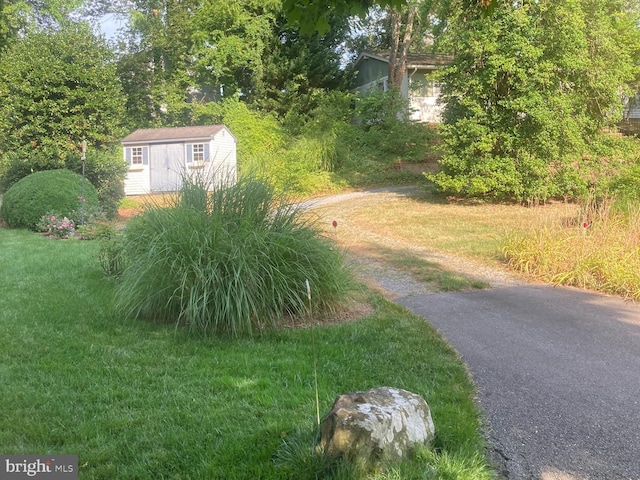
xmin=81 ymin=139 xmax=87 ymax=226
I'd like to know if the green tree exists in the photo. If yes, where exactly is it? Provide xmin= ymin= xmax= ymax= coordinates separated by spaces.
xmin=111 ymin=0 xmax=352 ymax=127
xmin=0 ymin=23 xmax=128 ymax=212
xmin=0 ymin=0 xmax=84 ymax=51
xmin=430 ymin=0 xmax=640 ymax=202
xmin=253 ymin=12 xmax=351 ymax=125
xmin=109 ymin=0 xmax=200 ymax=127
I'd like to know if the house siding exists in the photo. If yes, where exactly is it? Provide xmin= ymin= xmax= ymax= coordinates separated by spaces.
xmin=353 ymin=52 xmax=448 ymax=123
xmin=209 ymin=129 xmax=237 ymax=185
xmin=355 ymin=58 xmax=390 ymax=92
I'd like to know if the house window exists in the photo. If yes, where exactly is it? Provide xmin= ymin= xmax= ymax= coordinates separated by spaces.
xmin=186 ymin=143 xmax=210 ymax=164
xmin=412 ymin=80 xmax=442 ymax=98
xmin=125 ymin=146 xmax=148 ymax=166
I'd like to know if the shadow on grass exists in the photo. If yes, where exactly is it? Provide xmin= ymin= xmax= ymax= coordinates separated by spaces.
xmin=351 ymin=242 xmax=490 ymax=293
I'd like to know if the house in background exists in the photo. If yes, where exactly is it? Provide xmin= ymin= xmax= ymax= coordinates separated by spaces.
xmin=620 ymin=93 xmax=640 ymax=136
xmin=352 ymin=51 xmax=452 ymax=123
xmin=121 ymin=125 xmax=237 ymax=195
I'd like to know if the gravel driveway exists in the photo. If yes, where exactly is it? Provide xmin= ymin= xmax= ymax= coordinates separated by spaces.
xmin=306 ymin=188 xmax=640 ymax=480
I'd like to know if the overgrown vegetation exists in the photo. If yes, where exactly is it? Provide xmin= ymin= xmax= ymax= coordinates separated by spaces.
xmin=504 ymin=196 xmax=640 ymax=300
xmin=429 ymin=0 xmax=640 ymax=203
xmin=115 ymin=175 xmax=355 ymax=336
xmin=0 ymin=228 xmax=493 ymax=479
xmin=190 ymin=93 xmax=437 ymax=197
xmin=0 ymin=169 xmax=100 ymax=230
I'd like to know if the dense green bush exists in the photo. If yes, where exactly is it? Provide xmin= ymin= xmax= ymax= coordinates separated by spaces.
xmin=0 ymin=169 xmax=100 ymax=230
xmin=189 ymin=92 xmax=436 ymax=195
xmin=349 ymin=87 xmax=435 ymax=164
xmin=115 ymin=175 xmax=354 ymax=336
xmin=3 ymin=147 xmax=127 ymax=220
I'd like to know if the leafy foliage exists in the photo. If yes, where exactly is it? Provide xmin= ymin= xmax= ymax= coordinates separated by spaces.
xmin=0 ymin=23 xmax=127 ymax=213
xmin=116 ymin=175 xmax=354 ymax=337
xmin=0 ymin=169 xmax=99 ymax=230
xmin=429 ymin=0 xmax=640 ymax=202
xmin=282 ymin=0 xmax=407 ymax=34
xmin=338 ymin=87 xmax=436 ymax=167
xmin=112 ymin=0 xmax=350 ymax=127
xmin=0 ymin=0 xmax=83 ymax=50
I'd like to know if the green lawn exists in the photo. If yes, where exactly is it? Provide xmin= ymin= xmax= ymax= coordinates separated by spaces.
xmin=0 ymin=229 xmax=493 ymax=479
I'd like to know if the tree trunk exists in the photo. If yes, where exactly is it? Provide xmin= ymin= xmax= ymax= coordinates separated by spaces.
xmin=388 ymin=8 xmax=401 ymax=86
xmin=388 ymin=5 xmax=417 ymax=87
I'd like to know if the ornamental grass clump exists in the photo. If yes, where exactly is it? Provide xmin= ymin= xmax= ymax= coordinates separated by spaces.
xmin=116 ymin=175 xmax=353 ymax=336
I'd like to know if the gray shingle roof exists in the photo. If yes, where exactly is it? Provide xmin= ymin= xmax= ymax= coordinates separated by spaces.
xmin=122 ymin=125 xmax=226 ymax=144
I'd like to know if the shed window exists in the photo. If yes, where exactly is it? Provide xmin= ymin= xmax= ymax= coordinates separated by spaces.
xmin=186 ymin=143 xmax=210 ymax=163
xmin=125 ymin=146 xmax=148 ymax=166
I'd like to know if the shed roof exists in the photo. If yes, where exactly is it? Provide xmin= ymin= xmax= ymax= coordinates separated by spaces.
xmin=355 ymin=51 xmax=452 ymax=70
xmin=122 ymin=125 xmax=228 ymax=144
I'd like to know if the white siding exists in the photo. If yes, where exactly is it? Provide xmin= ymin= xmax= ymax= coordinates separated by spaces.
xmin=409 ymin=96 xmax=444 ymax=123
xmin=124 ymin=167 xmax=150 ymax=195
xmin=123 ymin=146 xmax=151 ymax=195
xmin=624 ymin=94 xmax=640 ymax=120
xmin=210 ymin=128 xmax=237 ymax=185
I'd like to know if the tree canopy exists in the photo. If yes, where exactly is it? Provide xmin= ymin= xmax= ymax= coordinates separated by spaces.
xmin=0 ymin=23 xmax=127 ymax=189
xmin=429 ymin=0 xmax=640 ymax=201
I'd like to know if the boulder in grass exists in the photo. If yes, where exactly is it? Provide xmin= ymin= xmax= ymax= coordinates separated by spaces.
xmin=317 ymin=387 xmax=435 ymax=467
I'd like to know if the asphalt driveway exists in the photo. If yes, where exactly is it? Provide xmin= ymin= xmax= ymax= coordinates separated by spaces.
xmin=397 ymin=284 xmax=640 ymax=480
xmin=305 ymin=187 xmax=640 ymax=479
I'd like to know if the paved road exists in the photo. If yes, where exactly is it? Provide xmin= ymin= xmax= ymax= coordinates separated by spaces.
xmin=398 ymin=284 xmax=640 ymax=480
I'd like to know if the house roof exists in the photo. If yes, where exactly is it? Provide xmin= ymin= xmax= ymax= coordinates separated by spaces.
xmin=121 ymin=125 xmax=228 ymax=144
xmin=354 ymin=51 xmax=452 ymax=70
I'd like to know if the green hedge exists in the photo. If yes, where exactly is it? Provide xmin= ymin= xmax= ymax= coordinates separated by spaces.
xmin=0 ymin=169 xmax=100 ymax=230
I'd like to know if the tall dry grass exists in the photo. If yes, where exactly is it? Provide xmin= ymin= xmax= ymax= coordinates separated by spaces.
xmin=504 ymin=198 xmax=640 ymax=300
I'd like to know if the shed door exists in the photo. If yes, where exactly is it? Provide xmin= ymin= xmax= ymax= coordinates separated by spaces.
xmin=150 ymin=144 xmax=183 ymax=192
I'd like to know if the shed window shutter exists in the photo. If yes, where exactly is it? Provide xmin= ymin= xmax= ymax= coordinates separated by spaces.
xmin=204 ymin=143 xmax=210 ymax=162
xmin=186 ymin=144 xmax=192 ymax=163
xmin=142 ymin=147 xmax=149 ymax=165
xmin=125 ymin=147 xmax=131 ymax=165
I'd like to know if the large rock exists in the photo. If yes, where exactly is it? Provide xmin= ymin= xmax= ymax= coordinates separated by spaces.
xmin=317 ymin=387 xmax=435 ymax=466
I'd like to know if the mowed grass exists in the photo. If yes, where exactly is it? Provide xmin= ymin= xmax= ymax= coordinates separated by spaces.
xmin=0 ymin=229 xmax=493 ymax=479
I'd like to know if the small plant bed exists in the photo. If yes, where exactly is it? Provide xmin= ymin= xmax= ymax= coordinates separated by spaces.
xmin=0 ymin=228 xmax=494 ymax=479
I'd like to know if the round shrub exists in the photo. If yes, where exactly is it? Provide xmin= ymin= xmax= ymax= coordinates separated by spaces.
xmin=116 ymin=176 xmax=354 ymax=337
xmin=0 ymin=169 xmax=100 ymax=230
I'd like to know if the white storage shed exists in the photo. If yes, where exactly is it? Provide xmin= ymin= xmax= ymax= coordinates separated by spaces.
xmin=122 ymin=125 xmax=237 ymax=195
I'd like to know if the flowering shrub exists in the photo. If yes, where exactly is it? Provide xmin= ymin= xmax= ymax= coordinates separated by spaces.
xmin=37 ymin=214 xmax=75 ymax=239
